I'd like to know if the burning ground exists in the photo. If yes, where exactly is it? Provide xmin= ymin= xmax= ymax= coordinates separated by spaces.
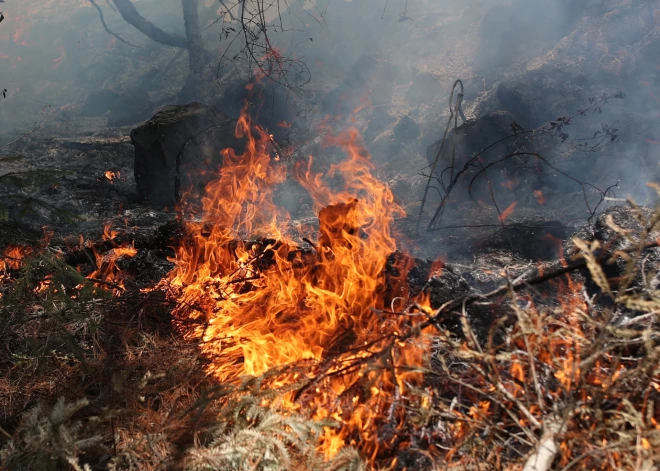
xmin=1 ymin=0 xmax=660 ymax=470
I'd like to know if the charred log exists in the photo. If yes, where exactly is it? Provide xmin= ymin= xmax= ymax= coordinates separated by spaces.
xmin=129 ymin=103 xmax=243 ymax=206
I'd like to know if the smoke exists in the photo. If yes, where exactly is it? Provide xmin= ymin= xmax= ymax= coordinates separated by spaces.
xmin=0 ymin=0 xmax=657 ymax=238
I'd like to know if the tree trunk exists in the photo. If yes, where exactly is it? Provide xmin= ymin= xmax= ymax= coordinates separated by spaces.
xmin=181 ymin=0 xmax=205 ymax=75
xmin=112 ymin=0 xmax=188 ymax=49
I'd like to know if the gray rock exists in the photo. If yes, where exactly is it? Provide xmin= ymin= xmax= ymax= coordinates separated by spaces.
xmin=130 ymin=103 xmax=243 ymax=206
xmin=425 ymin=110 xmax=535 ymax=204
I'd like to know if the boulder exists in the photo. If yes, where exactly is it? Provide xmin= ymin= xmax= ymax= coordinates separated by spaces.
xmin=425 ymin=110 xmax=536 ymax=205
xmin=130 ymin=103 xmax=243 ymax=206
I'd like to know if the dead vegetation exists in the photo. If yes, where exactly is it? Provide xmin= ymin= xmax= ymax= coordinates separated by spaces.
xmin=0 ymin=174 xmax=658 ymax=470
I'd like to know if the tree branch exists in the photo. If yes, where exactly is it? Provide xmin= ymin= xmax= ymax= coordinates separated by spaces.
xmin=112 ymin=0 xmax=188 ymax=48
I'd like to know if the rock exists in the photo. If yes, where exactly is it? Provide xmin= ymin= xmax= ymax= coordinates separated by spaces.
xmin=491 ymin=77 xmax=583 ymax=129
xmin=130 ymin=103 xmax=243 ymax=206
xmin=425 ymin=110 xmax=536 ymax=204
xmin=480 ymin=219 xmax=568 ymax=261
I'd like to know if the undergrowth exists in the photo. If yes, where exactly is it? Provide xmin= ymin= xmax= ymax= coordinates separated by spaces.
xmin=0 ymin=192 xmax=659 ymax=470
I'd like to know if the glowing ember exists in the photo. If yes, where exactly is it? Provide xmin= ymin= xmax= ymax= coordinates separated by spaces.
xmin=104 ymin=170 xmax=120 ymax=183
xmin=169 ymin=107 xmax=429 ymax=463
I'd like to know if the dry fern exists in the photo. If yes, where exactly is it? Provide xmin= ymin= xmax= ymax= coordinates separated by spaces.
xmin=181 ymin=396 xmax=365 ymax=471
xmin=0 ymin=397 xmax=101 ymax=471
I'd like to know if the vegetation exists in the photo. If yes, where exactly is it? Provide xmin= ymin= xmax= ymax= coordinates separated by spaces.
xmin=0 ymin=179 xmax=658 ymax=470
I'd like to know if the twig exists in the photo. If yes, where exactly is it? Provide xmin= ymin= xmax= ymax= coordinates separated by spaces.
xmin=219 ymin=0 xmax=238 ymax=21
xmin=417 ymin=79 xmax=463 ymax=233
xmin=0 ymin=424 xmax=11 ymax=440
xmin=0 ymin=110 xmax=50 ymax=151
xmin=87 ymin=0 xmax=139 ymax=48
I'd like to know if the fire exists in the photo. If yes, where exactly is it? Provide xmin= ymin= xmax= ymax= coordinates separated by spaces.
xmin=534 ymin=189 xmax=546 ymax=205
xmin=499 ymin=201 xmax=517 ymax=222
xmin=169 ymin=107 xmax=429 ymax=464
xmin=0 ymin=245 xmax=32 ymax=298
xmin=11 ymin=16 xmax=29 ymax=46
xmin=104 ymin=170 xmax=120 ymax=183
xmin=83 ymin=223 xmax=136 ymax=293
xmin=0 ymin=245 xmax=30 ymax=273
xmin=500 ymin=174 xmax=519 ymax=190
xmin=352 ymin=89 xmax=372 ymax=114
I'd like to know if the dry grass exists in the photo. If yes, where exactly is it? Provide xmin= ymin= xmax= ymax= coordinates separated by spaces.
xmin=1 ymin=195 xmax=659 ymax=470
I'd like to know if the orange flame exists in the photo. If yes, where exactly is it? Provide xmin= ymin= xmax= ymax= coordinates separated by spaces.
xmin=81 ymin=224 xmax=136 ymax=293
xmin=104 ymin=170 xmax=120 ymax=183
xmin=499 ymin=201 xmax=517 ymax=222
xmin=0 ymin=245 xmax=30 ymax=273
xmin=0 ymin=245 xmax=32 ymax=298
xmin=352 ymin=89 xmax=372 ymax=114
xmin=169 ymin=106 xmax=428 ymax=463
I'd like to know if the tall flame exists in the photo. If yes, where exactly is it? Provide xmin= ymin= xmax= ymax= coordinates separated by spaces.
xmin=169 ymin=107 xmax=427 ymax=462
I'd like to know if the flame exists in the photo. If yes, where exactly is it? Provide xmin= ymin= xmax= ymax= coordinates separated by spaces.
xmin=499 ymin=201 xmax=517 ymax=222
xmin=104 ymin=170 xmax=120 ymax=183
xmin=83 ymin=224 xmax=136 ymax=293
xmin=0 ymin=245 xmax=32 ymax=298
xmin=169 ymin=107 xmax=429 ymax=463
xmin=352 ymin=89 xmax=372 ymax=114
xmin=0 ymin=245 xmax=30 ymax=273
xmin=11 ymin=16 xmax=29 ymax=46
xmin=534 ymin=190 xmax=546 ymax=205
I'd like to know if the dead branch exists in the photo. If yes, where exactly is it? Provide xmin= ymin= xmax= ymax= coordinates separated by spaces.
xmin=422 ymin=89 xmax=625 ymax=232
xmin=416 ymin=79 xmax=463 ymax=233
xmin=112 ymin=0 xmax=188 ymax=48
xmin=87 ymin=0 xmax=138 ymax=48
